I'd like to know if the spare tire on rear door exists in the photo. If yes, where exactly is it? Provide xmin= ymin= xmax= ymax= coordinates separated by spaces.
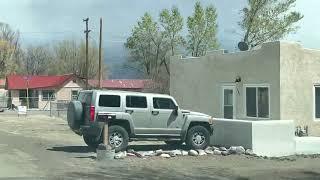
xmin=67 ymin=100 xmax=83 ymax=131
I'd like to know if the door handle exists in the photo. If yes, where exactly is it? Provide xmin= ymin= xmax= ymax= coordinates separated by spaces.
xmin=152 ymin=110 xmax=159 ymax=115
xmin=125 ymin=109 xmax=134 ymax=114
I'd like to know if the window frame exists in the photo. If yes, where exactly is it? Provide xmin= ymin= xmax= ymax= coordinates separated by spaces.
xmin=244 ymin=84 xmax=270 ymax=120
xmin=152 ymin=97 xmax=177 ymax=110
xmin=313 ymin=84 xmax=320 ymax=121
xmin=42 ymin=90 xmax=56 ymax=101
xmin=71 ymin=90 xmax=79 ymax=100
xmin=125 ymin=95 xmax=148 ymax=109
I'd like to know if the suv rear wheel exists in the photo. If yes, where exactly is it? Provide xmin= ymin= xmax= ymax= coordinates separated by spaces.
xmin=108 ymin=125 xmax=129 ymax=152
xmin=83 ymin=135 xmax=101 ymax=149
xmin=186 ymin=125 xmax=210 ymax=149
xmin=83 ymin=125 xmax=129 ymax=152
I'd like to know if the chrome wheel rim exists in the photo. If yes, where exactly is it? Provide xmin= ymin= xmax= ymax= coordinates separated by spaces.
xmin=109 ymin=132 xmax=123 ymax=147
xmin=192 ymin=132 xmax=205 ymax=146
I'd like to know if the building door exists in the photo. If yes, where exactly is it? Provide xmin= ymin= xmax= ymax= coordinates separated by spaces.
xmin=29 ymin=90 xmax=39 ymax=109
xmin=223 ymin=86 xmax=236 ymax=119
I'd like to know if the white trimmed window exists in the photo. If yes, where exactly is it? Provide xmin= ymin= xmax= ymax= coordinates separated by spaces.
xmin=245 ymin=85 xmax=270 ymax=118
xmin=71 ymin=90 xmax=78 ymax=100
xmin=42 ymin=90 xmax=55 ymax=101
xmin=314 ymin=85 xmax=320 ymax=120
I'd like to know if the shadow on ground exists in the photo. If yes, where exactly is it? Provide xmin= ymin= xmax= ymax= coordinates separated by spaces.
xmin=46 ymin=146 xmax=94 ymax=153
xmin=74 ymin=155 xmax=96 ymax=160
xmin=46 ymin=144 xmax=186 ymax=154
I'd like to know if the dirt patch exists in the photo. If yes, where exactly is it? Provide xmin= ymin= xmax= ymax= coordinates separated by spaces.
xmin=1 ymin=115 xmax=320 ymax=179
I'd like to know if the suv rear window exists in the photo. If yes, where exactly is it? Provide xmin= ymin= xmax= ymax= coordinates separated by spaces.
xmin=99 ymin=95 xmax=121 ymax=107
xmin=126 ymin=96 xmax=147 ymax=108
xmin=153 ymin=97 xmax=176 ymax=109
xmin=78 ymin=92 xmax=92 ymax=105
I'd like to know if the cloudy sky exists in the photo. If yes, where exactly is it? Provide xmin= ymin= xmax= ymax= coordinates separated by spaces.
xmin=0 ymin=0 xmax=318 ymax=77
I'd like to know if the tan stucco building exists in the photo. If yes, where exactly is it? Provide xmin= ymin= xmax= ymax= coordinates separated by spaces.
xmin=170 ymin=41 xmax=320 ymax=136
xmin=0 ymin=79 xmax=7 ymax=95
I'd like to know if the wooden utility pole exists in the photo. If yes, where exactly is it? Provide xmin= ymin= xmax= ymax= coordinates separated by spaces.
xmin=98 ymin=19 xmax=109 ymax=146
xmin=83 ymin=18 xmax=90 ymax=89
xmin=26 ymin=82 xmax=29 ymax=109
xmin=98 ymin=18 xmax=103 ymax=89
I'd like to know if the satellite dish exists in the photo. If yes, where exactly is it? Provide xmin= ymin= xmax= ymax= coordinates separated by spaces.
xmin=238 ymin=41 xmax=249 ymax=51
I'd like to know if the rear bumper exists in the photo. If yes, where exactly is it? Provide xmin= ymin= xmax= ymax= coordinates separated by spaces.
xmin=80 ymin=122 xmax=104 ymax=137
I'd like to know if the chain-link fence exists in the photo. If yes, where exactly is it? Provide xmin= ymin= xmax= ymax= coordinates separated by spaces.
xmin=50 ymin=100 xmax=70 ymax=119
xmin=0 ymin=96 xmax=9 ymax=111
xmin=0 ymin=95 xmax=70 ymax=119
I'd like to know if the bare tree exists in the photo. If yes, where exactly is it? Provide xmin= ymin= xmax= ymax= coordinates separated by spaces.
xmin=0 ymin=22 xmax=20 ymax=77
xmin=24 ymin=45 xmax=53 ymax=75
xmin=53 ymin=39 xmax=107 ymax=79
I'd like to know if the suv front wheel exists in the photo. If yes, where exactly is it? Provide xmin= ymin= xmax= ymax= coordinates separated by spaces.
xmin=186 ymin=125 xmax=210 ymax=149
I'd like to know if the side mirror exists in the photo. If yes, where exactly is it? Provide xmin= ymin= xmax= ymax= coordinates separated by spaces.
xmin=173 ymin=105 xmax=179 ymax=115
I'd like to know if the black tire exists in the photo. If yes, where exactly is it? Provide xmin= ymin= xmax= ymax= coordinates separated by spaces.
xmin=164 ymin=141 xmax=182 ymax=147
xmin=186 ymin=125 xmax=210 ymax=149
xmin=67 ymin=101 xmax=83 ymax=131
xmin=108 ymin=125 xmax=129 ymax=152
xmin=83 ymin=135 xmax=102 ymax=149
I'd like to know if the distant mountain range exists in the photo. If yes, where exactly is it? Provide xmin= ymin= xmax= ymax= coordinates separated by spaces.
xmin=104 ymin=38 xmax=239 ymax=79
xmin=104 ymin=43 xmax=144 ymax=79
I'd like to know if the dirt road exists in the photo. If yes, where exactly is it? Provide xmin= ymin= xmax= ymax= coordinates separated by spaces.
xmin=0 ymin=114 xmax=320 ymax=180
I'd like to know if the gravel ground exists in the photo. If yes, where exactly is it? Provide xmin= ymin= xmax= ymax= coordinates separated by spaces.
xmin=0 ymin=114 xmax=320 ymax=180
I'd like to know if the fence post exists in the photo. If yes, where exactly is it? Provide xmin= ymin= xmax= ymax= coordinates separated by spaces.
xmin=58 ymin=105 xmax=60 ymax=117
xmin=50 ymin=101 xmax=52 ymax=117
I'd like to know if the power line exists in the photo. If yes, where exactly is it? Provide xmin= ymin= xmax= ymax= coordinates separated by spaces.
xmin=20 ymin=32 xmax=124 ymax=43
xmin=19 ymin=31 xmax=80 ymax=34
xmin=89 ymin=35 xmax=125 ymax=43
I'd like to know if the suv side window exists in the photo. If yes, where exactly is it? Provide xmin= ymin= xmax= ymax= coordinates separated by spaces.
xmin=99 ymin=95 xmax=121 ymax=107
xmin=126 ymin=96 xmax=147 ymax=108
xmin=153 ymin=97 xmax=176 ymax=109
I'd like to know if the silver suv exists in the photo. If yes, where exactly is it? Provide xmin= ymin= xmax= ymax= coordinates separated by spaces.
xmin=67 ymin=90 xmax=214 ymax=152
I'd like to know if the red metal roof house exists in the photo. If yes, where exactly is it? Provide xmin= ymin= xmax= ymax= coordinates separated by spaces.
xmin=5 ymin=74 xmax=151 ymax=109
xmin=6 ymin=74 xmax=82 ymax=109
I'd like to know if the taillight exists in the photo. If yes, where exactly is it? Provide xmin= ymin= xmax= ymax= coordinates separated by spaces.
xmin=90 ymin=106 xmax=95 ymax=122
